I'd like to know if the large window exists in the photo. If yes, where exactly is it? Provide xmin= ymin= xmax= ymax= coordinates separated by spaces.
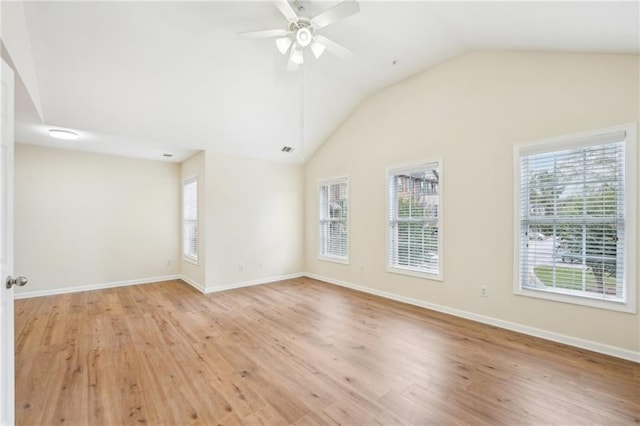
xmin=515 ymin=125 xmax=636 ymax=312
xmin=319 ymin=177 xmax=349 ymax=263
xmin=388 ymin=161 xmax=442 ymax=279
xmin=183 ymin=177 xmax=198 ymax=263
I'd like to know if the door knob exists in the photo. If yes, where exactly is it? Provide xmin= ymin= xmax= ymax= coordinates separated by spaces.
xmin=6 ymin=275 xmax=28 ymax=289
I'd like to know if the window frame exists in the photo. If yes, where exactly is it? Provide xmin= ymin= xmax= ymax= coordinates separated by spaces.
xmin=318 ymin=176 xmax=350 ymax=265
xmin=513 ymin=124 xmax=637 ymax=313
xmin=386 ymin=159 xmax=443 ymax=281
xmin=182 ymin=176 xmax=199 ymax=265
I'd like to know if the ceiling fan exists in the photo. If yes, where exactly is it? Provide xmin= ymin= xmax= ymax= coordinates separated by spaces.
xmin=239 ymin=0 xmax=360 ymax=71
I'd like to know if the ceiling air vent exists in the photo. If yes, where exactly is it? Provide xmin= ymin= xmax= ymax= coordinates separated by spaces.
xmin=281 ymin=146 xmax=294 ymax=153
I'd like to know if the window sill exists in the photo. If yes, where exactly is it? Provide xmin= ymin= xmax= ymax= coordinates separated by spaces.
xmin=183 ymin=256 xmax=199 ymax=266
xmin=387 ymin=266 xmax=443 ymax=282
xmin=514 ymin=286 xmax=636 ymax=313
xmin=318 ymin=255 xmax=349 ymax=265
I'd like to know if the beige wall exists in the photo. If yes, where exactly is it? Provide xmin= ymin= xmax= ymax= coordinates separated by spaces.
xmin=12 ymin=51 xmax=638 ymax=357
xmin=180 ymin=151 xmax=206 ymax=289
xmin=304 ymin=51 xmax=640 ymax=353
xmin=14 ymin=144 xmax=181 ymax=294
xmin=205 ymin=151 xmax=304 ymax=289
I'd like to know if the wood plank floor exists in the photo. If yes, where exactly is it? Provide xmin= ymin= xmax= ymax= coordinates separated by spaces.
xmin=14 ymin=278 xmax=640 ymax=425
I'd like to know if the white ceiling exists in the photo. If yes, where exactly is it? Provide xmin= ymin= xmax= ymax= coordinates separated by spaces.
xmin=12 ymin=1 xmax=640 ymax=164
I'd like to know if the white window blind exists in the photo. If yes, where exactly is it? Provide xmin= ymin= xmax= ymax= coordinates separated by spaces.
xmin=516 ymin=128 xmax=636 ymax=310
xmin=388 ymin=161 xmax=441 ymax=279
xmin=183 ymin=177 xmax=198 ymax=262
xmin=319 ymin=177 xmax=348 ymax=262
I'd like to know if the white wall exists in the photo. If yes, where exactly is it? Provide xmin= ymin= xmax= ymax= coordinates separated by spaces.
xmin=14 ymin=144 xmax=181 ymax=294
xmin=205 ymin=151 xmax=303 ymax=289
xmin=180 ymin=151 xmax=206 ymax=289
xmin=0 ymin=1 xmax=43 ymax=119
xmin=304 ymin=51 xmax=640 ymax=355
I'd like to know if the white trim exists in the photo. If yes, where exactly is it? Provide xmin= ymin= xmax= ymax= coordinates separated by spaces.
xmin=11 ymin=272 xmax=306 ymax=299
xmin=304 ymin=272 xmax=640 ymax=363
xmin=513 ymin=123 xmax=637 ymax=313
xmin=179 ymin=274 xmax=206 ymax=293
xmin=518 ymin=128 xmax=627 ymax=157
xmin=386 ymin=158 xmax=443 ymax=281
xmin=182 ymin=255 xmax=198 ymax=266
xmin=386 ymin=265 xmax=443 ymax=282
xmin=318 ymin=255 xmax=350 ymax=265
xmin=13 ymin=275 xmax=181 ymax=299
xmin=203 ymin=273 xmax=304 ymax=294
xmin=623 ymin=124 xmax=637 ymax=312
xmin=317 ymin=175 xmax=349 ymax=187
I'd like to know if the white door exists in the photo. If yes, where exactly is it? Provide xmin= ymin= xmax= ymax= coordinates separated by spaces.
xmin=0 ymin=58 xmax=16 ymax=426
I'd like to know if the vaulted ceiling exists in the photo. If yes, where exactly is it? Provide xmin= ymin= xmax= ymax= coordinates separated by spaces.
xmin=10 ymin=1 xmax=640 ymax=164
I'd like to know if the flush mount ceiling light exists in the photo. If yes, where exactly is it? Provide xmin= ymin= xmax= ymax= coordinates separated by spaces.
xmin=238 ymin=0 xmax=359 ymax=72
xmin=48 ymin=129 xmax=79 ymax=140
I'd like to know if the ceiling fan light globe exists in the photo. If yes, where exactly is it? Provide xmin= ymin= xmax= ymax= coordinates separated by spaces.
xmin=276 ymin=37 xmax=293 ymax=54
xmin=296 ymin=28 xmax=312 ymax=47
xmin=291 ymin=48 xmax=304 ymax=65
xmin=310 ymin=41 xmax=326 ymax=59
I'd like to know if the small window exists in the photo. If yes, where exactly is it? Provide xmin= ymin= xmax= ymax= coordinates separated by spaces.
xmin=183 ymin=177 xmax=198 ymax=263
xmin=515 ymin=125 xmax=637 ymax=312
xmin=387 ymin=160 xmax=442 ymax=280
xmin=318 ymin=177 xmax=349 ymax=264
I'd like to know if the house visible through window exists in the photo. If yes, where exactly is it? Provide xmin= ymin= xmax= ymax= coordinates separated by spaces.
xmin=319 ymin=177 xmax=348 ymax=263
xmin=515 ymin=125 xmax=636 ymax=312
xmin=388 ymin=161 xmax=442 ymax=279
xmin=183 ymin=177 xmax=198 ymax=263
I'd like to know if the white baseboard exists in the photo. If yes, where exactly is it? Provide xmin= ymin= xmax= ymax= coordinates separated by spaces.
xmin=178 ymin=274 xmax=206 ymax=293
xmin=179 ymin=273 xmax=304 ymax=294
xmin=304 ymin=272 xmax=640 ymax=363
xmin=13 ymin=275 xmax=181 ymax=299
xmin=202 ymin=273 xmax=304 ymax=294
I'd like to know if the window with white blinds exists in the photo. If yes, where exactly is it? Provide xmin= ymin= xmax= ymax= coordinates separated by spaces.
xmin=318 ymin=177 xmax=349 ymax=263
xmin=515 ymin=126 xmax=637 ymax=312
xmin=183 ymin=177 xmax=198 ymax=263
xmin=388 ymin=161 xmax=442 ymax=279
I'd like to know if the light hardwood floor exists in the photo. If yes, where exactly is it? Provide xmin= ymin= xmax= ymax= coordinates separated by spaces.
xmin=14 ymin=278 xmax=640 ymax=425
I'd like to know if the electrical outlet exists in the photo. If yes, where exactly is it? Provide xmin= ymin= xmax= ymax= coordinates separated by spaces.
xmin=259 ymin=263 xmax=263 ymax=270
xmin=480 ymin=286 xmax=488 ymax=297
xmin=166 ymin=260 xmax=172 ymax=266
xmin=239 ymin=264 xmax=244 ymax=272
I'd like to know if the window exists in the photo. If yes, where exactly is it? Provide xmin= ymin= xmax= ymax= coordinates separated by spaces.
xmin=515 ymin=125 xmax=637 ymax=312
xmin=319 ymin=177 xmax=349 ymax=263
xmin=183 ymin=177 xmax=198 ymax=263
xmin=387 ymin=160 xmax=442 ymax=279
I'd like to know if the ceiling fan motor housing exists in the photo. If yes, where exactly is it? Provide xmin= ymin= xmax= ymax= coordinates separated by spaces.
xmin=296 ymin=27 xmax=312 ymax=46
xmin=288 ymin=19 xmax=313 ymax=42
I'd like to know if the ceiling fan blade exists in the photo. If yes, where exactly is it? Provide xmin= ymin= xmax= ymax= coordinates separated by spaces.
xmin=238 ymin=29 xmax=289 ymax=39
xmin=276 ymin=36 xmax=294 ymax=55
xmin=310 ymin=41 xmax=326 ymax=59
xmin=311 ymin=1 xmax=360 ymax=29
xmin=313 ymin=35 xmax=353 ymax=59
xmin=274 ymin=0 xmax=298 ymax=22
